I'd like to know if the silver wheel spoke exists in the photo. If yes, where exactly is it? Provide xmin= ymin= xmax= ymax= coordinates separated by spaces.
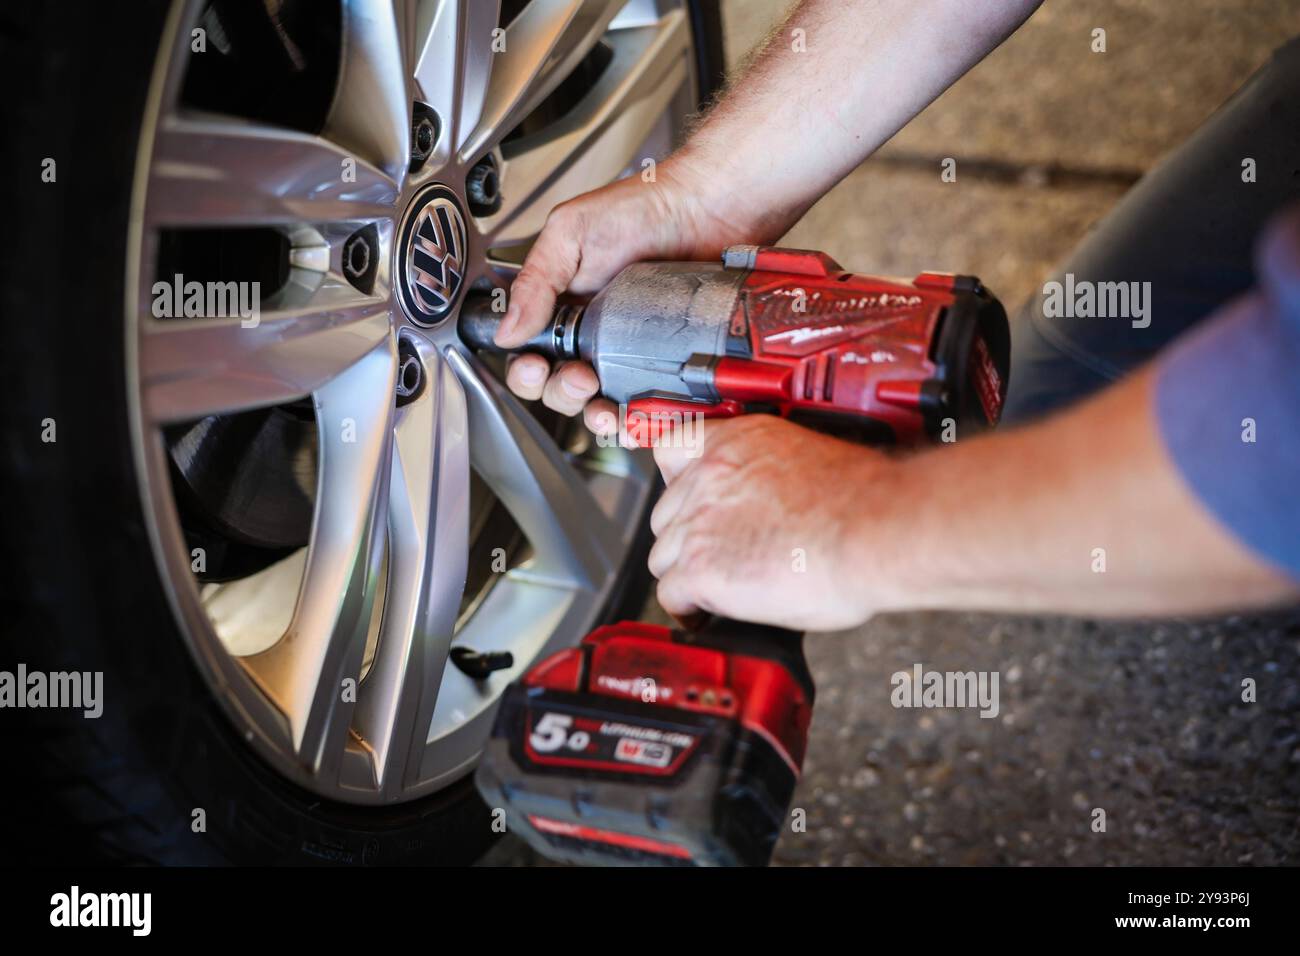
xmin=411 ymin=0 xmax=502 ymax=166
xmin=133 ymin=0 xmax=692 ymax=804
xmin=482 ymin=254 xmax=523 ymax=287
xmin=148 ymin=113 xmax=399 ymax=227
xmin=447 ymin=347 xmax=622 ymax=589
xmin=484 ymin=10 xmax=690 ymax=246
xmin=139 ymin=287 xmax=391 ymax=424
xmin=241 ymin=336 xmax=398 ymax=774
xmin=323 ymin=0 xmax=412 ymax=182
xmin=459 ymin=0 xmax=624 ymax=163
xmin=354 ymin=338 xmax=470 ymax=793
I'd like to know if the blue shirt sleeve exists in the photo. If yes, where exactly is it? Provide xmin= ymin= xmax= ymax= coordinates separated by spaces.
xmin=1154 ymin=209 xmax=1300 ymax=581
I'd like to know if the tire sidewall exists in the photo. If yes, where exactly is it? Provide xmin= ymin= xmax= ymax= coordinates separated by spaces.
xmin=1 ymin=0 xmax=493 ymax=866
xmin=0 ymin=0 xmax=715 ymax=865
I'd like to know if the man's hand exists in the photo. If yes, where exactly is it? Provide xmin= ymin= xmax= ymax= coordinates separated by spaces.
xmin=646 ymin=366 xmax=1297 ymax=631
xmin=498 ymin=0 xmax=1045 ymax=431
xmin=498 ymin=156 xmax=758 ymax=432
xmin=649 ymin=416 xmax=895 ymax=631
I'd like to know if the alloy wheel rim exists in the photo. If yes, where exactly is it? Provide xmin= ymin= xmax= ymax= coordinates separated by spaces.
xmin=124 ymin=0 xmax=695 ymax=804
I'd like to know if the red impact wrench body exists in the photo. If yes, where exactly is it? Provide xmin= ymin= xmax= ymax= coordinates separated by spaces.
xmin=459 ymin=244 xmax=1011 ymax=444
xmin=465 ymin=246 xmax=1011 ymax=866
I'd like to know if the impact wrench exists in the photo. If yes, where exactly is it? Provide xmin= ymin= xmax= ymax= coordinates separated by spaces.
xmin=461 ymin=244 xmax=1010 ymax=866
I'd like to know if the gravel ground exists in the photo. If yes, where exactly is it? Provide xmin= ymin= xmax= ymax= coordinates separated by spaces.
xmin=484 ymin=608 xmax=1300 ymax=867
xmin=724 ymin=0 xmax=1300 ymax=172
xmin=776 ymin=610 xmax=1300 ymax=866
xmin=481 ymin=0 xmax=1300 ymax=866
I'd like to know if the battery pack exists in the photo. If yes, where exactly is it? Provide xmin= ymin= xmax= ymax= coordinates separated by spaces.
xmin=475 ymin=621 xmax=814 ymax=866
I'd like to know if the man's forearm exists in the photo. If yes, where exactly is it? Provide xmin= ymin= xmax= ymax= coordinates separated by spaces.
xmin=673 ymin=0 xmax=1042 ymax=239
xmin=873 ymin=365 xmax=1297 ymax=617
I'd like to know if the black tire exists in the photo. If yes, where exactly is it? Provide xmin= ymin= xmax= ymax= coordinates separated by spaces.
xmin=0 ymin=1 xmax=717 ymax=866
xmin=687 ymin=0 xmax=728 ymax=105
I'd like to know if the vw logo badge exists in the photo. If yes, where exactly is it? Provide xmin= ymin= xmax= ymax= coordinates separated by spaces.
xmin=398 ymin=186 xmax=468 ymax=324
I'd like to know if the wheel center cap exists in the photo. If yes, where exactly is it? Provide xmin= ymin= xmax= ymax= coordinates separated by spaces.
xmin=397 ymin=184 xmax=469 ymax=325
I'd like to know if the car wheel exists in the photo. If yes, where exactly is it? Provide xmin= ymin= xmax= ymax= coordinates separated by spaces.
xmin=0 ymin=0 xmax=723 ymax=864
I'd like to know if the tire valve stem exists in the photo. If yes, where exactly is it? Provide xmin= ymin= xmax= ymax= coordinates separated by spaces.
xmin=450 ymin=647 xmax=514 ymax=680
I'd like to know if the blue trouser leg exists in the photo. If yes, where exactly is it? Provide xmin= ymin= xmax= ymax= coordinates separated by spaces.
xmin=1002 ymin=37 xmax=1300 ymax=424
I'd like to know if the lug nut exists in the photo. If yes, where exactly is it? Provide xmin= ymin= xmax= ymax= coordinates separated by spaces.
xmin=466 ymin=157 xmax=502 ymax=216
xmin=410 ymin=105 xmax=440 ymax=172
xmin=396 ymin=341 xmax=423 ymax=405
xmin=415 ymin=118 xmax=434 ymax=155
xmin=341 ymin=224 xmax=379 ymax=294
xmin=343 ymin=235 xmax=370 ymax=279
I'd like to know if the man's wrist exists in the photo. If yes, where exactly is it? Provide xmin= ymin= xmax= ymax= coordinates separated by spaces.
xmin=833 ymin=453 xmax=929 ymax=622
xmin=658 ymin=146 xmax=770 ymax=248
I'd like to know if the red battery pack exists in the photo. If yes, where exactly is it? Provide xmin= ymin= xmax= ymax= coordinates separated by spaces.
xmin=475 ymin=620 xmax=814 ymax=866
